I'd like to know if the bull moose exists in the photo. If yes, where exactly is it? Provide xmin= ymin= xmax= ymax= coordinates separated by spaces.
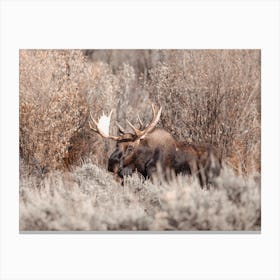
xmin=89 ymin=104 xmax=222 ymax=188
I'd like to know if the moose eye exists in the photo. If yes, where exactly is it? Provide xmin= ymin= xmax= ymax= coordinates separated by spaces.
xmin=126 ymin=145 xmax=134 ymax=154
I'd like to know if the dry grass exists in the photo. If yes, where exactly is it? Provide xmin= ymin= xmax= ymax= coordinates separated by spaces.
xmin=19 ymin=162 xmax=260 ymax=231
xmin=19 ymin=49 xmax=261 ymax=231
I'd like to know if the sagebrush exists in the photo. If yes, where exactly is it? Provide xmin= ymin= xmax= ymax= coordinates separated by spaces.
xmin=20 ymin=162 xmax=260 ymax=231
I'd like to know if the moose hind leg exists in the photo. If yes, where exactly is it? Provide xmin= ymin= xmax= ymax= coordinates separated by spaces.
xmin=197 ymin=162 xmax=208 ymax=189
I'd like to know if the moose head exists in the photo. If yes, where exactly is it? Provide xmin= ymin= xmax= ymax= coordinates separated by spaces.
xmin=89 ymin=104 xmax=173 ymax=178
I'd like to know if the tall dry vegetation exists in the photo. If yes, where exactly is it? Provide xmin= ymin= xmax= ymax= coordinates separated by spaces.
xmin=20 ymin=49 xmax=260 ymax=175
xmin=20 ymin=50 xmax=88 ymax=174
xmin=20 ymin=50 xmax=150 ymax=175
xmin=147 ymin=50 xmax=260 ymax=173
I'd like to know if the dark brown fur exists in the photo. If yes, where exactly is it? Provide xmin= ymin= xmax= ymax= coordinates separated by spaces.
xmin=108 ymin=128 xmax=222 ymax=187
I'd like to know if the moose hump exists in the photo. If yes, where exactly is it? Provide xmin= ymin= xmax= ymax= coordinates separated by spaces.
xmin=142 ymin=129 xmax=177 ymax=151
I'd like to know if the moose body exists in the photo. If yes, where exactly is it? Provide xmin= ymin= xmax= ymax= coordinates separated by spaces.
xmin=90 ymin=104 xmax=222 ymax=188
xmin=174 ymin=141 xmax=222 ymax=186
xmin=108 ymin=129 xmax=179 ymax=179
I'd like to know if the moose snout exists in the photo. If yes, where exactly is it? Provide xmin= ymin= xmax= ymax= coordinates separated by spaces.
xmin=108 ymin=149 xmax=123 ymax=173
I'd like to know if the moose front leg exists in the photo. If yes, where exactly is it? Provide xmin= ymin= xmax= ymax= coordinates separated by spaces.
xmin=118 ymin=165 xmax=134 ymax=178
xmin=144 ymin=148 xmax=161 ymax=179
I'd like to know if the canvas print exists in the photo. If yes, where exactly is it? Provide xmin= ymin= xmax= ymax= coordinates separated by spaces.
xmin=19 ymin=50 xmax=261 ymax=231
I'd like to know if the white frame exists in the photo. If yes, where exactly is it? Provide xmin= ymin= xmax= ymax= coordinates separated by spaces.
xmin=1 ymin=1 xmax=279 ymax=279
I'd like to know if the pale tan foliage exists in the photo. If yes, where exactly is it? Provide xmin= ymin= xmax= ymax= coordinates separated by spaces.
xmin=19 ymin=162 xmax=260 ymax=231
xmin=20 ymin=50 xmax=89 ymax=173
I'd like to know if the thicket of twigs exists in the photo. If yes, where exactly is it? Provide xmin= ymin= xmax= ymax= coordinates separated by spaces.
xmin=19 ymin=49 xmax=261 ymax=231
xmin=20 ymin=49 xmax=260 ymax=174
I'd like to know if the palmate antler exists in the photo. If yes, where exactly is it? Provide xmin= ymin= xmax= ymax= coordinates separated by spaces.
xmin=126 ymin=103 xmax=162 ymax=139
xmin=89 ymin=110 xmax=121 ymax=141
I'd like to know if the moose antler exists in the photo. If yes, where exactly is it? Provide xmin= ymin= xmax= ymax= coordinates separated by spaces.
xmin=137 ymin=114 xmax=144 ymax=129
xmin=89 ymin=110 xmax=121 ymax=141
xmin=127 ymin=103 xmax=162 ymax=139
xmin=115 ymin=121 xmax=125 ymax=134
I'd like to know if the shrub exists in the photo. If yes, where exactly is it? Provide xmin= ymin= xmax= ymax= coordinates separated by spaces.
xmin=19 ymin=163 xmax=260 ymax=231
xmin=19 ymin=50 xmax=152 ymax=174
xmin=20 ymin=50 xmax=88 ymax=174
xmin=147 ymin=50 xmax=261 ymax=173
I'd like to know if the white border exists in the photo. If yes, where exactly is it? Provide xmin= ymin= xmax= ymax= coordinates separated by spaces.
xmin=1 ymin=1 xmax=279 ymax=279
